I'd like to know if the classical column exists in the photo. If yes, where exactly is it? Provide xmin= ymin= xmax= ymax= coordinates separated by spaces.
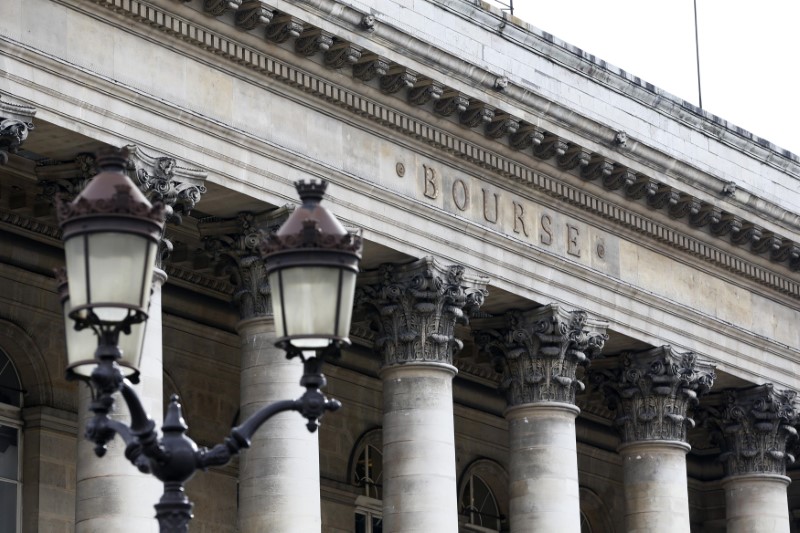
xmin=69 ymin=148 xmax=207 ymax=532
xmin=594 ymin=347 xmax=715 ymax=533
xmin=75 ymin=269 xmax=166 ymax=532
xmin=0 ymin=94 xmax=36 ymax=165
xmin=359 ymin=258 xmax=488 ymax=532
xmin=476 ymin=305 xmax=608 ymax=533
xmin=706 ymin=384 xmax=799 ymax=533
xmin=202 ymin=209 xmax=321 ymax=532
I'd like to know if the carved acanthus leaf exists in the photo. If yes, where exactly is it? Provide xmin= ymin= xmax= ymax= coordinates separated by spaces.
xmin=533 ymin=134 xmax=568 ymax=161
xmin=380 ymin=66 xmax=417 ymax=94
xmin=408 ymin=80 xmax=443 ymax=106
xmin=459 ymin=102 xmax=494 ymax=128
xmin=557 ymin=144 xmax=591 ymax=171
xmin=578 ymin=155 xmax=613 ymax=181
xmin=295 ymin=28 xmax=333 ymax=57
xmin=509 ymin=126 xmax=544 ymax=151
xmin=689 ymin=203 xmax=721 ymax=228
xmin=705 ymin=384 xmax=799 ymax=476
xmin=36 ymin=153 xmax=97 ymax=206
xmin=593 ymin=347 xmax=715 ymax=443
xmin=324 ymin=41 xmax=362 ymax=69
xmin=357 ymin=257 xmax=488 ymax=367
xmin=625 ymin=175 xmax=659 ymax=201
xmin=353 ymin=54 xmax=390 ymax=82
xmin=476 ymin=305 xmax=608 ymax=406
xmin=265 ymin=14 xmax=303 ymax=43
xmin=234 ymin=1 xmax=274 ymax=30
xmin=199 ymin=209 xmax=289 ymax=320
xmin=647 ymin=185 xmax=680 ymax=210
xmin=485 ymin=113 xmax=519 ymax=139
xmin=434 ymin=91 xmax=469 ymax=117
xmin=0 ymin=96 xmax=36 ymax=165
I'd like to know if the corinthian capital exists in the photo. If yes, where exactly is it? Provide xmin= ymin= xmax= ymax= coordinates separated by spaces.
xmin=0 ymin=96 xmax=36 ymax=165
xmin=357 ymin=257 xmax=488 ymax=367
xmin=127 ymin=145 xmax=208 ymax=266
xmin=476 ymin=305 xmax=608 ymax=406
xmin=706 ymin=384 xmax=799 ymax=476
xmin=199 ymin=208 xmax=290 ymax=320
xmin=593 ymin=347 xmax=715 ymax=443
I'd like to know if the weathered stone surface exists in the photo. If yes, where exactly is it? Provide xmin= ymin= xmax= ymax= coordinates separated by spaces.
xmin=476 ymin=305 xmax=607 ymax=406
xmin=706 ymin=384 xmax=799 ymax=477
xmin=594 ymin=346 xmax=715 ymax=443
xmin=357 ymin=257 xmax=488 ymax=367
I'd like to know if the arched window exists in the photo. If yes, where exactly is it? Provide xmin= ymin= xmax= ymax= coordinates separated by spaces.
xmin=0 ymin=349 xmax=22 ymax=533
xmin=458 ymin=459 xmax=508 ymax=532
xmin=460 ymin=474 xmax=501 ymax=530
xmin=350 ymin=429 xmax=383 ymax=533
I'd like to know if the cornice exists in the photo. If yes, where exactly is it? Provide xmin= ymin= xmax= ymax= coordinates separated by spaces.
xmin=79 ymin=0 xmax=800 ymax=289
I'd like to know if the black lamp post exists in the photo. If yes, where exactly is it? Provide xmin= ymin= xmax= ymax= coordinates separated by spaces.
xmin=57 ymin=147 xmax=362 ymax=533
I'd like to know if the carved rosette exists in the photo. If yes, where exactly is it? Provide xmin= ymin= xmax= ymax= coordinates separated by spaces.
xmin=706 ymin=384 xmax=799 ymax=477
xmin=357 ymin=257 xmax=488 ymax=368
xmin=594 ymin=347 xmax=716 ymax=443
xmin=476 ymin=305 xmax=608 ymax=406
xmin=0 ymin=96 xmax=36 ymax=165
xmin=127 ymin=145 xmax=208 ymax=265
xmin=201 ymin=211 xmax=287 ymax=320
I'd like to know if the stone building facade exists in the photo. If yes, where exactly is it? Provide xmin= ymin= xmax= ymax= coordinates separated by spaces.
xmin=1 ymin=0 xmax=799 ymax=532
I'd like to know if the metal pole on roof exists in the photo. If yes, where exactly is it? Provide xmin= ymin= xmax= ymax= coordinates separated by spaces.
xmin=694 ymin=0 xmax=703 ymax=109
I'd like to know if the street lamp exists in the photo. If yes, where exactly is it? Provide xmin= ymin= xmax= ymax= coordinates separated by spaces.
xmin=57 ymin=147 xmax=362 ymax=533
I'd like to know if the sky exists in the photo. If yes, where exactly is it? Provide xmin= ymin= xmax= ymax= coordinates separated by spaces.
xmin=506 ymin=0 xmax=800 ymax=156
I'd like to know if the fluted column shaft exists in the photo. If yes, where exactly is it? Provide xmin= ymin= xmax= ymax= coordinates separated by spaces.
xmin=75 ymin=269 xmax=166 ymax=533
xmin=236 ymin=316 xmax=320 ymax=532
xmin=507 ymin=402 xmax=581 ymax=532
xmin=381 ymin=363 xmax=458 ymax=532
xmin=723 ymin=474 xmax=790 ymax=533
xmin=619 ymin=440 xmax=691 ymax=532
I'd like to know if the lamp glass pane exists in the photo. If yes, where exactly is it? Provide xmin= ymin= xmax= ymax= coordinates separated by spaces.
xmin=62 ymin=299 xmax=97 ymax=372
xmin=119 ymin=321 xmax=147 ymax=371
xmin=86 ymin=232 xmax=155 ymax=322
xmin=63 ymin=235 xmax=88 ymax=312
xmin=269 ymin=266 xmax=341 ymax=348
xmin=336 ymin=269 xmax=357 ymax=339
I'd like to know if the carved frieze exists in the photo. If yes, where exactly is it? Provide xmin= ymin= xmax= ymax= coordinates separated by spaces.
xmin=357 ymin=257 xmax=488 ymax=368
xmin=200 ymin=209 xmax=289 ymax=320
xmin=0 ymin=96 xmax=36 ymax=165
xmin=475 ymin=305 xmax=608 ymax=406
xmin=705 ymin=384 xmax=799 ymax=476
xmin=593 ymin=347 xmax=715 ymax=443
xmin=94 ymin=0 xmax=800 ymax=279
